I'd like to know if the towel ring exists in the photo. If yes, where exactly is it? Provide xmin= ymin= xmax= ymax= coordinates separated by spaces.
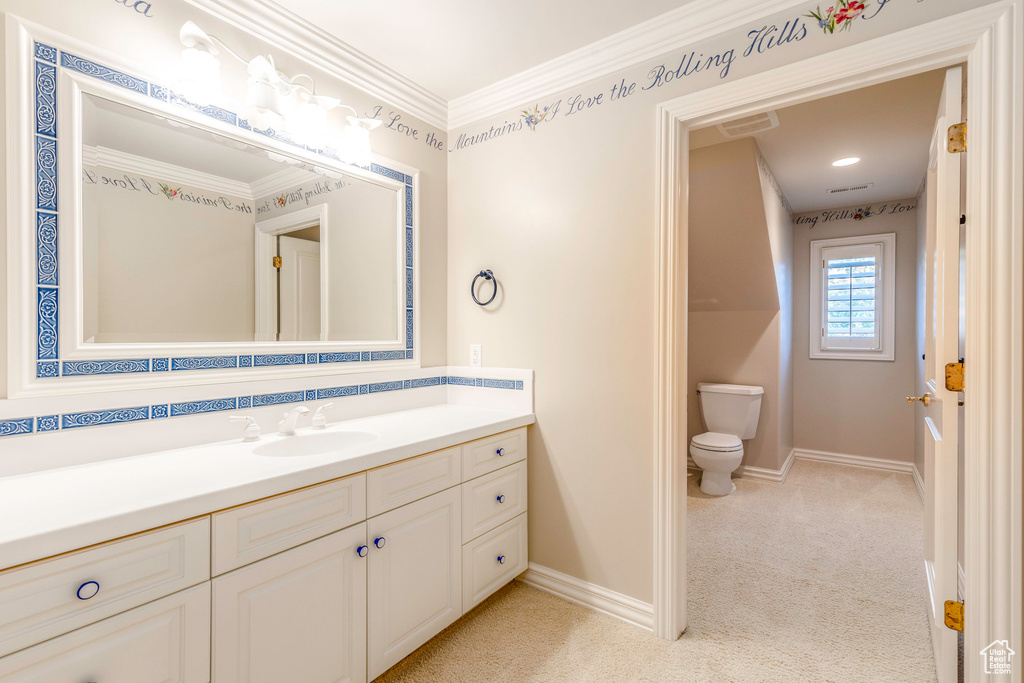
xmin=471 ymin=270 xmax=497 ymax=306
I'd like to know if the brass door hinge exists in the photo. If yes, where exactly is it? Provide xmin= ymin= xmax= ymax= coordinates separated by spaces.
xmin=272 ymin=256 xmax=282 ymax=269
xmin=948 ymin=122 xmax=966 ymax=153
xmin=945 ymin=600 xmax=964 ymax=632
xmin=945 ymin=361 xmax=965 ymax=392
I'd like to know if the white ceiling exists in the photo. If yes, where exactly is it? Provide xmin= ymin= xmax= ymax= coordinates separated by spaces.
xmin=270 ymin=0 xmax=693 ymax=101
xmin=690 ymin=68 xmax=950 ymax=212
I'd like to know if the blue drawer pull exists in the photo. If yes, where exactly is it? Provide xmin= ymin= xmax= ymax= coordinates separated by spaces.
xmin=497 ymin=555 xmax=506 ymax=565
xmin=496 ymin=494 xmax=506 ymax=504
xmin=374 ymin=537 xmax=386 ymax=549
xmin=356 ymin=545 xmax=368 ymax=558
xmin=77 ymin=581 xmax=100 ymax=601
xmin=496 ymin=447 xmax=505 ymax=456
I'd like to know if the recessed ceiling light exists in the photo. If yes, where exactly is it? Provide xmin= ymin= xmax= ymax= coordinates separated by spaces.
xmin=832 ymin=157 xmax=861 ymax=167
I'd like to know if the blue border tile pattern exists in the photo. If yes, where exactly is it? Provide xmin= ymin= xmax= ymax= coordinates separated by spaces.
xmin=171 ymin=356 xmax=238 ymax=371
xmin=62 ymin=407 xmax=149 ymax=429
xmin=35 ymin=61 xmax=56 ymax=137
xmin=32 ymin=42 xmax=417 ymax=380
xmin=0 ymin=418 xmax=34 ymax=437
xmin=60 ymin=53 xmax=147 ymax=94
xmin=371 ymin=350 xmax=407 ymax=361
xmin=37 ymin=212 xmax=57 ymax=286
xmin=317 ymin=385 xmax=359 ymax=399
xmin=369 ymin=380 xmax=404 ymax=393
xmin=252 ymin=390 xmax=305 ymax=407
xmin=37 ymin=415 xmax=59 ymax=431
xmin=63 ymin=360 xmax=150 ymax=376
xmin=170 ymin=398 xmax=237 ymax=416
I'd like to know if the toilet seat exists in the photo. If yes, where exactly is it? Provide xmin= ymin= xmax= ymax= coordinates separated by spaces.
xmin=690 ymin=432 xmax=742 ymax=452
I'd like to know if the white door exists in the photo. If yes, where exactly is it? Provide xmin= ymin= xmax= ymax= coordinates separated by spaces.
xmin=212 ymin=523 xmax=367 ymax=683
xmin=921 ymin=65 xmax=962 ymax=683
xmin=278 ymin=234 xmax=322 ymax=342
xmin=0 ymin=583 xmax=210 ymax=682
xmin=367 ymin=487 xmax=462 ymax=680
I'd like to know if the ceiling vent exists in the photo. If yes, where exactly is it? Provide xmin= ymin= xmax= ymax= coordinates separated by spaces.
xmin=826 ymin=182 xmax=874 ymax=196
xmin=716 ymin=111 xmax=779 ymax=138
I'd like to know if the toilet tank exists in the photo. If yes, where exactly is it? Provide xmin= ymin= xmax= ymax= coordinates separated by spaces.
xmin=697 ymin=383 xmax=764 ymax=439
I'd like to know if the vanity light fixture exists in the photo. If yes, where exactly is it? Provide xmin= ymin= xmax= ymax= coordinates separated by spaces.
xmin=832 ymin=156 xmax=861 ymax=167
xmin=175 ymin=21 xmax=378 ymax=161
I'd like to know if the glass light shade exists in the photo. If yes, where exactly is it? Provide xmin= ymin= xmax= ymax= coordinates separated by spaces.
xmin=338 ymin=116 xmax=380 ymax=167
xmin=243 ymin=76 xmax=284 ymax=130
xmin=289 ymin=95 xmax=336 ymax=148
xmin=176 ymin=46 xmax=221 ymax=105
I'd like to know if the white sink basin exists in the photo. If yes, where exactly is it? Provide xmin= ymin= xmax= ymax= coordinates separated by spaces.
xmin=252 ymin=430 xmax=378 ymax=457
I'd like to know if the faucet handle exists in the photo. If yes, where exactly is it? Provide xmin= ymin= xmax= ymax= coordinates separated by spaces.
xmin=229 ymin=415 xmax=261 ymax=442
xmin=311 ymin=403 xmax=334 ymax=430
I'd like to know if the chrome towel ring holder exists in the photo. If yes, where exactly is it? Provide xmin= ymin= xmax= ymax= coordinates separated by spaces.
xmin=471 ymin=270 xmax=497 ymax=306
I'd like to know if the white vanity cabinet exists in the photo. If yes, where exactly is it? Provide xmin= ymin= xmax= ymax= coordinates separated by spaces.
xmin=0 ymin=425 xmax=529 ymax=682
xmin=212 ymin=523 xmax=368 ymax=683
xmin=366 ymin=487 xmax=462 ymax=679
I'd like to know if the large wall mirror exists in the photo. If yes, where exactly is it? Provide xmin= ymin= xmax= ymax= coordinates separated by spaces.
xmin=81 ymin=94 xmax=399 ymax=345
xmin=9 ymin=31 xmax=418 ymax=396
xmin=8 ymin=33 xmax=415 ymax=395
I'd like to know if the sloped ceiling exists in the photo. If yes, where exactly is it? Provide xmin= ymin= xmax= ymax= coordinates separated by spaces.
xmin=688 ymin=138 xmax=780 ymax=313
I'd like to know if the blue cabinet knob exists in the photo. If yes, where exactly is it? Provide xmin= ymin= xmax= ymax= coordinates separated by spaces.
xmin=496 ymin=494 xmax=506 ymax=504
xmin=374 ymin=537 xmax=386 ymax=549
xmin=496 ymin=447 xmax=505 ymax=456
xmin=497 ymin=555 xmax=506 ymax=565
xmin=356 ymin=545 xmax=368 ymax=558
xmin=77 ymin=581 xmax=100 ymax=601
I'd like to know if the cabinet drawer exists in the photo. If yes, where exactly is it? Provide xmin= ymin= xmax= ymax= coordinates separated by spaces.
xmin=462 ymin=513 xmax=527 ymax=612
xmin=462 ymin=427 xmax=527 ymax=480
xmin=0 ymin=518 xmax=210 ymax=658
xmin=0 ymin=583 xmax=211 ymax=682
xmin=213 ymin=474 xmax=365 ymax=575
xmin=367 ymin=447 xmax=460 ymax=517
xmin=462 ymin=460 xmax=527 ymax=542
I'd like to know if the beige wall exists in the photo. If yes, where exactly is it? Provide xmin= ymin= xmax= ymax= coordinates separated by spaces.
xmin=256 ymin=174 xmax=400 ymax=341
xmin=83 ymin=164 xmax=256 ymax=343
xmin=686 ymin=139 xmax=793 ymax=471
xmin=0 ymin=0 xmax=448 ymax=400
xmin=792 ymin=199 xmax=918 ymax=462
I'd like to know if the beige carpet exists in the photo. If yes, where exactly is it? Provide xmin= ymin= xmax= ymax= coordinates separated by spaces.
xmin=376 ymin=460 xmax=936 ymax=682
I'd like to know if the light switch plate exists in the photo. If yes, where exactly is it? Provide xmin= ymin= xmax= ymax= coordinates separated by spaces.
xmin=470 ymin=344 xmax=482 ymax=368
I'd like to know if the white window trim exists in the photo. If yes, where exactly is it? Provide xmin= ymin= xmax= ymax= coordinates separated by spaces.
xmin=809 ymin=232 xmax=896 ymax=361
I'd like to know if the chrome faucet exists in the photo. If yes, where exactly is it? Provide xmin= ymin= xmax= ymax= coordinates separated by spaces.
xmin=278 ymin=406 xmax=310 ymax=436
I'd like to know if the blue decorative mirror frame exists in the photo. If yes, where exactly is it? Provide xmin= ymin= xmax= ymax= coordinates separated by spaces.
xmin=29 ymin=39 xmax=417 ymax=384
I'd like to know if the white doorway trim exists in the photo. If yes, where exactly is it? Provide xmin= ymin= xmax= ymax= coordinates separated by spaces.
xmin=653 ymin=6 xmax=1023 ymax=682
xmin=255 ymin=204 xmax=330 ymax=342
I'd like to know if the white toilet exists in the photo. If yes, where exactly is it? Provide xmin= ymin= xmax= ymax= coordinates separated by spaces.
xmin=690 ymin=383 xmax=764 ymax=496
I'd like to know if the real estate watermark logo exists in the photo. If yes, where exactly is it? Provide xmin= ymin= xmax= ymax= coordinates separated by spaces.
xmin=981 ymin=640 xmax=1015 ymax=675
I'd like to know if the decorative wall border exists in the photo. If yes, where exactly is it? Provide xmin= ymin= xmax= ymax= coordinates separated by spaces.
xmin=31 ymin=40 xmax=416 ymax=380
xmin=0 ymin=374 xmax=524 ymax=438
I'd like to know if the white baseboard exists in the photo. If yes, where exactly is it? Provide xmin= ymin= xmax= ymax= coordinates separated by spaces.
xmin=688 ymin=446 xmax=915 ymax=485
xmin=517 ymin=562 xmax=654 ymax=631
xmin=912 ymin=463 xmax=925 ymax=503
xmin=792 ymin=448 xmax=915 ymax=474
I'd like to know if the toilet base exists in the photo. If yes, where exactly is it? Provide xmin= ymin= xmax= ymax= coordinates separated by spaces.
xmin=699 ymin=470 xmax=736 ymax=496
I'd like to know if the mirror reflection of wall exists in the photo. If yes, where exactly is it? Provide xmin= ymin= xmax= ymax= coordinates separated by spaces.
xmin=81 ymin=93 xmax=400 ymax=345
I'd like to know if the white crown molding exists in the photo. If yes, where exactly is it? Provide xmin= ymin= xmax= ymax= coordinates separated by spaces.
xmin=447 ymin=0 xmax=809 ymax=129
xmin=83 ymin=145 xmax=256 ymax=199
xmin=518 ymin=563 xmax=654 ymax=631
xmin=184 ymin=0 xmax=447 ymax=130
xmin=248 ymin=164 xmax=318 ymax=199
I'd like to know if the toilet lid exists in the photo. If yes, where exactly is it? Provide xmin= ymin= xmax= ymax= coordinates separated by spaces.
xmin=691 ymin=432 xmax=742 ymax=452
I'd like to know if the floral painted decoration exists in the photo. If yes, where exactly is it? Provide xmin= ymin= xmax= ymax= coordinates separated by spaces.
xmin=521 ymin=104 xmax=551 ymax=132
xmin=807 ymin=1 xmax=868 ymax=34
xmin=852 ymin=206 xmax=872 ymax=220
xmin=159 ymin=183 xmax=180 ymax=200
xmin=275 ymin=194 xmax=288 ymax=208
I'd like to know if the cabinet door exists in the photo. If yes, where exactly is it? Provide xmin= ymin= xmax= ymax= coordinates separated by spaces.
xmin=367 ymin=487 xmax=461 ymax=679
xmin=0 ymin=583 xmax=210 ymax=683
xmin=213 ymin=523 xmax=367 ymax=683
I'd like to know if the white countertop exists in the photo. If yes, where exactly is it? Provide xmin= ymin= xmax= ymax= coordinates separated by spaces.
xmin=0 ymin=404 xmax=535 ymax=571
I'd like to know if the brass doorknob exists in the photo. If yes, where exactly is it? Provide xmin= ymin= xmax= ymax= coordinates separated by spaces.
xmin=907 ymin=393 xmax=932 ymax=407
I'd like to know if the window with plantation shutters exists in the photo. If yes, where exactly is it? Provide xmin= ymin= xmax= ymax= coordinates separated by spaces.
xmin=809 ymin=233 xmax=895 ymax=361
